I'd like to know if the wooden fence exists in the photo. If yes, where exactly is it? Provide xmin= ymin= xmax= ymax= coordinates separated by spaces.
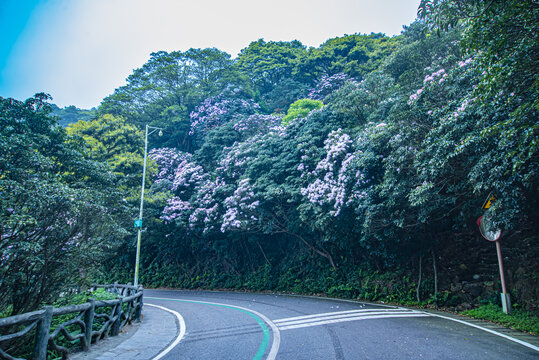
xmin=0 ymin=284 xmax=143 ymax=360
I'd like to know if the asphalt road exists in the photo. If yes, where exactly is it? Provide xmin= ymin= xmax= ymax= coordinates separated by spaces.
xmin=145 ymin=289 xmax=538 ymax=360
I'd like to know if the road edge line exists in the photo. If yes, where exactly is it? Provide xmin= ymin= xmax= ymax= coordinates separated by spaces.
xmin=426 ymin=312 xmax=539 ymax=352
xmin=146 ymin=303 xmax=187 ymax=360
xmin=248 ymin=306 xmax=281 ymax=360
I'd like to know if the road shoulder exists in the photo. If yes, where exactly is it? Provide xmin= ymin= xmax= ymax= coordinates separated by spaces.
xmin=421 ymin=308 xmax=539 ymax=349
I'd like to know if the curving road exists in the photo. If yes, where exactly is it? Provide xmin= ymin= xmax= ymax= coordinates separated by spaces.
xmin=145 ymin=290 xmax=538 ymax=360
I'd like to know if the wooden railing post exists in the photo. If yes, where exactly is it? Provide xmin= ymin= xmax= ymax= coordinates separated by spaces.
xmin=111 ymin=299 xmax=122 ymax=336
xmin=34 ymin=306 xmax=53 ymax=360
xmin=135 ymin=287 xmax=143 ymax=323
xmin=82 ymin=298 xmax=95 ymax=351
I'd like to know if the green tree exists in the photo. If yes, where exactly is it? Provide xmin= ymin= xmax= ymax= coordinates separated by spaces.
xmin=66 ymin=114 xmax=145 ymax=193
xmin=99 ymin=48 xmax=252 ymax=150
xmin=298 ymin=34 xmax=400 ymax=81
xmin=282 ymin=99 xmax=323 ymax=126
xmin=236 ymin=39 xmax=308 ymax=97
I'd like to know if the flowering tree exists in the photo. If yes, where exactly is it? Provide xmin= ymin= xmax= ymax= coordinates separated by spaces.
xmin=221 ymin=178 xmax=260 ymax=232
xmin=417 ymin=0 xmax=538 ymax=231
xmin=308 ymin=73 xmax=359 ymax=101
xmin=232 ymin=114 xmax=283 ymax=139
xmin=187 ymin=177 xmax=225 ymax=234
xmin=189 ymin=89 xmax=260 ymax=143
xmin=301 ymin=129 xmax=357 ymax=217
xmin=150 ymin=148 xmax=208 ymax=224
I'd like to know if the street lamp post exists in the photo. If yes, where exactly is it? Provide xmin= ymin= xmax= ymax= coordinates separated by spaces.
xmin=134 ymin=124 xmax=162 ymax=287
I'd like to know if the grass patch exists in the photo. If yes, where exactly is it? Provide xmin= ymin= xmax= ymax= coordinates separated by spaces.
xmin=462 ymin=303 xmax=539 ymax=335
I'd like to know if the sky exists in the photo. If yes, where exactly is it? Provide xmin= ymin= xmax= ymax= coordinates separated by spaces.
xmin=0 ymin=0 xmax=420 ymax=109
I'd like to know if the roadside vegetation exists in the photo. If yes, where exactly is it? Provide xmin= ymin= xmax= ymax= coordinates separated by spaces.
xmin=462 ymin=304 xmax=539 ymax=335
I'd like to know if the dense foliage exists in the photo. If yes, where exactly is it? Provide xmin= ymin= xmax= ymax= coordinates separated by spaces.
xmin=1 ymin=0 xmax=537 ymax=315
xmin=0 ymin=95 xmax=130 ymax=314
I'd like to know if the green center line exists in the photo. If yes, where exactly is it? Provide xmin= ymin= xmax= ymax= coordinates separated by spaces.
xmin=146 ymin=296 xmax=270 ymax=360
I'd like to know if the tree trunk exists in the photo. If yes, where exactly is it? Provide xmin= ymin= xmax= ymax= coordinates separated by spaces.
xmin=257 ymin=241 xmax=271 ymax=266
xmin=432 ymin=250 xmax=438 ymax=308
xmin=416 ymin=255 xmax=422 ymax=302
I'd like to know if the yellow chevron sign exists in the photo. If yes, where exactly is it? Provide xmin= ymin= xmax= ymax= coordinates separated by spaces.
xmin=482 ymin=193 xmax=497 ymax=209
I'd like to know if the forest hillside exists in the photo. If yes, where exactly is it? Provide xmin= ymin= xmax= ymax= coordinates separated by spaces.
xmin=1 ymin=0 xmax=537 ymax=317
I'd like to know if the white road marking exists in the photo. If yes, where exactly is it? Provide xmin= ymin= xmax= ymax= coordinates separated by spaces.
xmin=147 ymin=303 xmax=186 ymax=360
xmin=274 ymin=308 xmax=420 ymax=324
xmin=284 ymin=294 xmax=539 ymax=352
xmin=277 ymin=312 xmax=430 ymax=331
xmin=276 ymin=310 xmax=426 ymax=327
xmin=428 ymin=312 xmax=539 ymax=352
xmin=147 ymin=297 xmax=281 ymax=360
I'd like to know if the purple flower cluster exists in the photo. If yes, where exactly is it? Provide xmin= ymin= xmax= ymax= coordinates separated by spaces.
xmin=188 ymin=177 xmax=224 ymax=233
xmin=151 ymin=147 xmax=213 ymax=225
xmin=150 ymin=148 xmax=207 ymax=194
xmin=150 ymin=147 xmax=187 ymax=182
xmin=456 ymin=98 xmax=471 ymax=113
xmin=423 ymin=69 xmax=446 ymax=84
xmin=309 ymin=73 xmax=359 ymax=100
xmin=301 ymin=129 xmax=358 ymax=216
xmin=189 ymin=93 xmax=260 ymax=137
xmin=233 ymin=114 xmax=283 ymax=138
xmin=217 ymin=135 xmax=270 ymax=179
xmin=162 ymin=196 xmax=192 ymax=222
xmin=458 ymin=58 xmax=473 ymax=68
xmin=410 ymin=66 xmax=452 ymax=105
xmin=221 ymin=178 xmax=259 ymax=232
xmin=153 ymin=143 xmax=264 ymax=234
xmin=408 ymin=88 xmax=424 ymax=104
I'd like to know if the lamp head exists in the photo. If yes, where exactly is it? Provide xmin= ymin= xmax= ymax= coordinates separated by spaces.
xmin=158 ymin=130 xmax=163 ymax=136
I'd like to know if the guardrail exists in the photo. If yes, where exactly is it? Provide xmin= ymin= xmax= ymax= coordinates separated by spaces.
xmin=0 ymin=283 xmax=143 ymax=360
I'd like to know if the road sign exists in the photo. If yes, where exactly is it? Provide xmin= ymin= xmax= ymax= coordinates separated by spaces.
xmin=134 ymin=219 xmax=142 ymax=228
xmin=482 ymin=193 xmax=497 ymax=209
